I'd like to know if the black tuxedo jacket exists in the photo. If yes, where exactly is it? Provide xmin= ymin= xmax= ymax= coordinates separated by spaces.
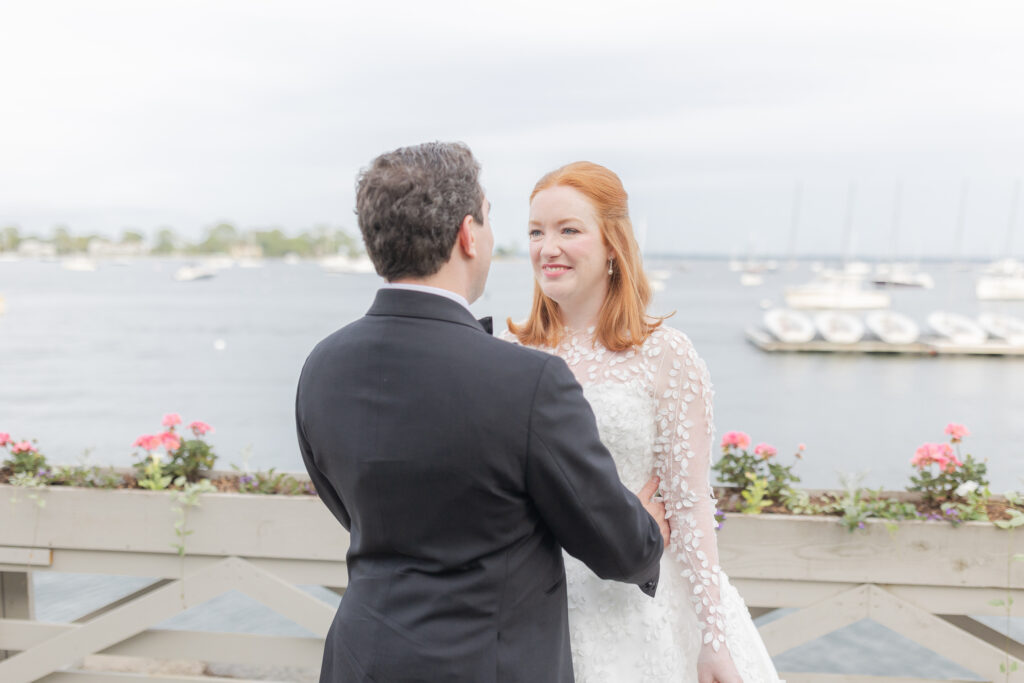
xmin=296 ymin=288 xmax=663 ymax=682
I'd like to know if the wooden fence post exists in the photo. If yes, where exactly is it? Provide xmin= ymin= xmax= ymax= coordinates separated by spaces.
xmin=0 ymin=571 xmax=34 ymax=659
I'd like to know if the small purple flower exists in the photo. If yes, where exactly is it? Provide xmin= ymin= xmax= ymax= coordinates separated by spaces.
xmin=37 ymin=468 xmax=51 ymax=477
xmin=238 ymin=474 xmax=255 ymax=487
xmin=857 ymin=522 xmax=865 ymax=529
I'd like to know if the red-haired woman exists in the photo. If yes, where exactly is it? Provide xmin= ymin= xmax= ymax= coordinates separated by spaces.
xmin=504 ymin=162 xmax=781 ymax=683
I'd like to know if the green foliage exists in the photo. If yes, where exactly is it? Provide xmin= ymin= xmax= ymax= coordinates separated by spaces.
xmin=8 ymin=471 xmax=48 ymax=507
xmin=152 ymin=227 xmax=178 ymax=254
xmin=712 ymin=445 xmax=802 ymax=503
xmin=170 ymin=478 xmax=217 ymax=556
xmin=780 ymin=487 xmax=822 ymax=515
xmin=739 ymin=473 xmax=771 ymax=515
xmin=232 ymin=466 xmax=307 ymax=495
xmin=45 ymin=464 xmax=123 ymax=488
xmin=908 ymin=453 xmax=989 ymax=506
xmin=995 ymin=509 xmax=1024 ymax=530
xmin=4 ymin=446 xmax=48 ymax=475
xmin=827 ymin=475 xmax=920 ymax=533
xmin=164 ymin=438 xmax=217 ymax=482
xmin=138 ymin=455 xmax=173 ymax=491
xmin=1 ymin=225 xmax=21 ymax=251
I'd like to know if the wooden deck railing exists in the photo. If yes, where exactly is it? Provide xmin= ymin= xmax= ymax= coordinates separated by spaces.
xmin=1 ymin=485 xmax=1022 ymax=682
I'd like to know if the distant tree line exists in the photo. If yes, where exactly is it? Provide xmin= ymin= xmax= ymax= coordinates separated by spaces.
xmin=0 ymin=223 xmax=362 ymax=258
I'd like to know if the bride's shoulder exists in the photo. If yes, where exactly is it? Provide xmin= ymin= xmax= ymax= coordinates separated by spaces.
xmin=644 ymin=324 xmax=699 ymax=356
xmin=498 ymin=328 xmax=521 ymax=345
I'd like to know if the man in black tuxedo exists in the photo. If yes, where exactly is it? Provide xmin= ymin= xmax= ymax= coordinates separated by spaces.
xmin=296 ymin=142 xmax=667 ymax=682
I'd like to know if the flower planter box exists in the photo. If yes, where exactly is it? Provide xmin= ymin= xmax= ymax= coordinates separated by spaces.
xmin=718 ymin=511 xmax=1024 ymax=591
xmin=1 ymin=485 xmax=1022 ymax=682
xmin=0 ymin=482 xmax=350 ymax=683
xmin=0 ymin=484 xmax=348 ymax=567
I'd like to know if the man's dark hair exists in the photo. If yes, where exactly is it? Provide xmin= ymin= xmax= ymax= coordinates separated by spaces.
xmin=356 ymin=142 xmax=484 ymax=281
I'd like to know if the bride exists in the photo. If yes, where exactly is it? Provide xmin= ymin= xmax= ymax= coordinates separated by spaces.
xmin=503 ymin=162 xmax=782 ymax=683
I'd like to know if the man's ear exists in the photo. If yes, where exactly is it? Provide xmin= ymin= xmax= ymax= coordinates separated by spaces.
xmin=456 ymin=214 xmax=477 ymax=258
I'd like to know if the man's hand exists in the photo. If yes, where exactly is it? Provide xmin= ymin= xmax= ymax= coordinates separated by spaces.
xmin=637 ymin=475 xmax=670 ymax=548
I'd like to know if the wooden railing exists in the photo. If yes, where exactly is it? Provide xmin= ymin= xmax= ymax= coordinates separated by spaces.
xmin=1 ymin=485 xmax=1022 ymax=682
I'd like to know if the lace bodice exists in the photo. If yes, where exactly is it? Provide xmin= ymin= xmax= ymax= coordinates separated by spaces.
xmin=503 ymin=325 xmax=728 ymax=653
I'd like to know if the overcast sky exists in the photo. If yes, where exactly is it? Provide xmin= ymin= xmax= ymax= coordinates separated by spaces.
xmin=2 ymin=1 xmax=1024 ymax=257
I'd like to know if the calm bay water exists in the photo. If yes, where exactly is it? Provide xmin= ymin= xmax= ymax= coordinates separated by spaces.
xmin=1 ymin=257 xmax=1021 ymax=491
xmin=3 ymin=256 xmax=1022 ymax=677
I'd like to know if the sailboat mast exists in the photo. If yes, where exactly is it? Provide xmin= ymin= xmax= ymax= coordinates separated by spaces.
xmin=1005 ymin=178 xmax=1020 ymax=257
xmin=890 ymin=182 xmax=903 ymax=263
xmin=840 ymin=181 xmax=857 ymax=266
xmin=787 ymin=181 xmax=802 ymax=267
xmin=953 ymin=179 xmax=970 ymax=266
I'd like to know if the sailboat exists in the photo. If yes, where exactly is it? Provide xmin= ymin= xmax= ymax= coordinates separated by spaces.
xmin=784 ymin=182 xmax=891 ymax=310
xmin=976 ymin=180 xmax=1024 ymax=300
xmin=871 ymin=184 xmax=934 ymax=289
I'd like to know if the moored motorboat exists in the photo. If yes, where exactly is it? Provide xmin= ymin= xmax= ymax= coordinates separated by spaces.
xmin=871 ymin=263 xmax=934 ymax=289
xmin=763 ymin=308 xmax=816 ymax=343
xmin=320 ymin=254 xmax=376 ymax=274
xmin=865 ymin=311 xmax=920 ymax=345
xmin=814 ymin=311 xmax=866 ymax=344
xmin=173 ymin=265 xmax=217 ymax=282
xmin=785 ymin=277 xmax=890 ymax=309
xmin=976 ymin=275 xmax=1024 ymax=300
xmin=60 ymin=257 xmax=98 ymax=272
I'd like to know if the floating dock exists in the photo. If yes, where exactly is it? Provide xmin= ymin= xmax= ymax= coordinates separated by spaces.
xmin=745 ymin=328 xmax=1024 ymax=356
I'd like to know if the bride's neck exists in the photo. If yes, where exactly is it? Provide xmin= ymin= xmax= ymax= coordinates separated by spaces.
xmin=559 ymin=302 xmax=601 ymax=334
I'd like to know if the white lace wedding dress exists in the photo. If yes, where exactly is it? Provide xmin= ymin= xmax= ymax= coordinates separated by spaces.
xmin=504 ymin=325 xmax=783 ymax=683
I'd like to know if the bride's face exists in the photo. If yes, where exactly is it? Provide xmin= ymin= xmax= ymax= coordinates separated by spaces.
xmin=528 ymin=185 xmax=612 ymax=318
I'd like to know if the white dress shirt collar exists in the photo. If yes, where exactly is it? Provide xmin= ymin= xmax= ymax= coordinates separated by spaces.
xmin=381 ymin=283 xmax=472 ymax=313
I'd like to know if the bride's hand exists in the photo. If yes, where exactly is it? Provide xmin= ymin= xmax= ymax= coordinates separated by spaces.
xmin=697 ymin=644 xmax=743 ymax=683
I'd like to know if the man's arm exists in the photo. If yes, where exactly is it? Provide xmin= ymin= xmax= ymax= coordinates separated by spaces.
xmin=524 ymin=356 xmax=664 ymax=594
xmin=295 ymin=386 xmax=351 ymax=530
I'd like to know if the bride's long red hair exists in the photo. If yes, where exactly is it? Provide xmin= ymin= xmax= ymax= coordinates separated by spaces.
xmin=507 ymin=161 xmax=668 ymax=351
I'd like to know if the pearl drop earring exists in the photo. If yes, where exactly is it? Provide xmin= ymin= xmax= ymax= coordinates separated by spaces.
xmin=607 ymin=258 xmax=614 ymax=275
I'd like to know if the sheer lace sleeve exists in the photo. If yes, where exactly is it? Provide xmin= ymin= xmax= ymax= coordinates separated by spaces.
xmin=649 ymin=328 xmax=727 ymax=652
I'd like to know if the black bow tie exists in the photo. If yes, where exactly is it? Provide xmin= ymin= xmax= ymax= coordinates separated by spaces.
xmin=477 ymin=316 xmax=493 ymax=335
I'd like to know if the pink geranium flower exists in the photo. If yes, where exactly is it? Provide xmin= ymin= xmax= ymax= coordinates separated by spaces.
xmin=753 ymin=443 xmax=777 ymax=459
xmin=189 ymin=421 xmax=213 ymax=436
xmin=911 ymin=443 xmax=962 ymax=472
xmin=159 ymin=431 xmax=181 ymax=452
xmin=0 ymin=432 xmax=10 ymax=446
xmin=721 ymin=431 xmax=751 ymax=450
xmin=11 ymin=441 xmax=36 ymax=454
xmin=162 ymin=413 xmax=182 ymax=428
xmin=133 ymin=434 xmax=162 ymax=452
xmin=944 ymin=423 xmax=969 ymax=443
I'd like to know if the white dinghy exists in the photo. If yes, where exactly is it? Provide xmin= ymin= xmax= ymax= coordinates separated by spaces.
xmin=814 ymin=311 xmax=866 ymax=344
xmin=927 ymin=311 xmax=987 ymax=345
xmin=865 ymin=311 xmax=920 ymax=345
xmin=763 ymin=309 xmax=816 ymax=343
xmin=978 ymin=313 xmax=1024 ymax=345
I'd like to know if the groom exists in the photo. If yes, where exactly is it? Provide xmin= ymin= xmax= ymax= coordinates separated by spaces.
xmin=296 ymin=142 xmax=667 ymax=682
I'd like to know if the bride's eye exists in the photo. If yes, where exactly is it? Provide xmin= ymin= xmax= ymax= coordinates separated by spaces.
xmin=562 ymin=227 xmax=580 ymax=235
xmin=528 ymin=229 xmax=542 ymax=239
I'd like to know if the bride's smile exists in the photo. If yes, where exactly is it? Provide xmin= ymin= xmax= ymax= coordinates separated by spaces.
xmin=528 ymin=184 xmax=614 ymax=327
